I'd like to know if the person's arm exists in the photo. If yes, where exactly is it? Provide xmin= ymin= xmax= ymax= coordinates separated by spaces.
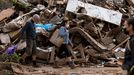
xmin=59 ymin=27 xmax=67 ymax=36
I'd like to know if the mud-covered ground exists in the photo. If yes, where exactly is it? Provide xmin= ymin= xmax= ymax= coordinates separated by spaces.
xmin=10 ymin=63 xmax=127 ymax=75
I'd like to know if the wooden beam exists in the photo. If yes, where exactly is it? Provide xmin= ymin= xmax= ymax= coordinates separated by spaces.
xmin=70 ymin=27 xmax=107 ymax=51
xmin=112 ymin=37 xmax=130 ymax=52
xmin=78 ymin=44 xmax=85 ymax=59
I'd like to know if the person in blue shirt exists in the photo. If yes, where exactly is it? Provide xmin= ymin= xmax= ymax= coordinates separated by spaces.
xmin=123 ymin=17 xmax=134 ymax=75
xmin=20 ymin=14 xmax=40 ymax=67
xmin=54 ymin=18 xmax=76 ymax=69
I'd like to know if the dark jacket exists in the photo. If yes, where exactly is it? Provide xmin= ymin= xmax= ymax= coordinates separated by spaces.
xmin=124 ymin=35 xmax=134 ymax=70
xmin=21 ymin=20 xmax=36 ymax=39
xmin=130 ymin=35 xmax=134 ymax=65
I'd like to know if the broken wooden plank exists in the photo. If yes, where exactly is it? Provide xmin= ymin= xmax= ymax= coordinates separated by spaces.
xmin=77 ymin=44 xmax=85 ymax=59
xmin=0 ymin=33 xmax=11 ymax=44
xmin=56 ymin=0 xmax=67 ymax=4
xmin=66 ymin=0 xmax=122 ymax=25
xmin=0 ymin=8 xmax=15 ymax=22
xmin=8 ymin=29 xmax=21 ymax=40
xmin=70 ymin=27 xmax=107 ymax=51
xmin=112 ymin=37 xmax=130 ymax=52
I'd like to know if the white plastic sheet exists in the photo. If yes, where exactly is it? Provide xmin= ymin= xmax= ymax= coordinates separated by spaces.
xmin=66 ymin=0 xmax=122 ymax=26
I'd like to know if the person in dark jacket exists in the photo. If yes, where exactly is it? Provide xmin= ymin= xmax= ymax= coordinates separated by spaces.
xmin=20 ymin=14 xmax=40 ymax=67
xmin=123 ymin=17 xmax=134 ymax=75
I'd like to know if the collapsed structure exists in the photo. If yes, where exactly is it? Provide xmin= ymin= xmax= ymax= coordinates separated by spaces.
xmin=0 ymin=0 xmax=134 ymax=68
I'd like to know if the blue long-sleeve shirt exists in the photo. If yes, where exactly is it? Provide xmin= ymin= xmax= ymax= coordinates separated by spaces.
xmin=59 ymin=26 xmax=72 ymax=45
xmin=21 ymin=20 xmax=36 ymax=39
xmin=59 ymin=26 xmax=68 ymax=36
xmin=59 ymin=26 xmax=68 ymax=44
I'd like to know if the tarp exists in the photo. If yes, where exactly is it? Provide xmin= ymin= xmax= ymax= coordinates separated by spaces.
xmin=35 ymin=23 xmax=56 ymax=32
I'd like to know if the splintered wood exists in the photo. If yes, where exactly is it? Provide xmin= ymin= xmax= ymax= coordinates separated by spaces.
xmin=0 ymin=8 xmax=15 ymax=22
xmin=70 ymin=27 xmax=107 ymax=51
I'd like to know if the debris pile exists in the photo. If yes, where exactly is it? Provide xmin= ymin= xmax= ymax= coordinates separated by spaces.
xmin=0 ymin=0 xmax=133 ymax=67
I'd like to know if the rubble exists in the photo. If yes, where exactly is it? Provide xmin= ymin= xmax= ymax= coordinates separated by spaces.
xmin=16 ymin=40 xmax=26 ymax=50
xmin=0 ymin=33 xmax=11 ymax=44
xmin=2 ymin=21 xmax=21 ymax=33
xmin=8 ymin=29 xmax=21 ymax=40
xmin=114 ymin=47 xmax=126 ymax=59
xmin=126 ymin=0 xmax=134 ymax=7
xmin=70 ymin=27 xmax=107 ymax=51
xmin=0 ymin=45 xmax=6 ymax=51
xmin=0 ymin=0 xmax=134 ymax=72
xmin=49 ymin=15 xmax=62 ymax=24
xmin=36 ymin=47 xmax=53 ymax=60
xmin=0 ymin=8 xmax=15 ymax=22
